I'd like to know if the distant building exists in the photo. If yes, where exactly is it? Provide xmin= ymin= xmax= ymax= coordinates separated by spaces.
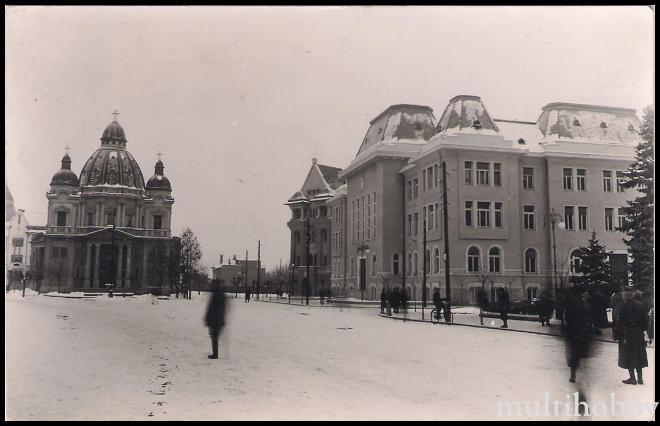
xmin=212 ymin=259 xmax=265 ymax=289
xmin=285 ymin=158 xmax=342 ymax=296
xmin=28 ymin=115 xmax=179 ymax=294
xmin=5 ymin=182 xmax=31 ymax=287
xmin=288 ymin=97 xmax=640 ymax=303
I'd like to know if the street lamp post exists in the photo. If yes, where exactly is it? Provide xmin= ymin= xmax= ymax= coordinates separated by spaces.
xmin=549 ymin=208 xmax=565 ymax=329
xmin=109 ymin=223 xmax=116 ymax=297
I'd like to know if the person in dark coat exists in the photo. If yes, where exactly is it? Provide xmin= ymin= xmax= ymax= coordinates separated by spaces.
xmin=564 ymin=287 xmax=594 ymax=383
xmin=588 ymin=288 xmax=609 ymax=331
xmin=400 ymin=287 xmax=409 ymax=315
xmin=477 ymin=288 xmax=489 ymax=325
xmin=432 ymin=288 xmax=442 ymax=321
xmin=205 ymin=280 xmax=227 ymax=359
xmin=616 ymin=290 xmax=649 ymax=384
xmin=538 ymin=290 xmax=554 ymax=327
xmin=380 ymin=288 xmax=388 ymax=314
xmin=390 ymin=287 xmax=400 ymax=314
xmin=245 ymin=286 xmax=251 ymax=302
xmin=498 ymin=287 xmax=510 ymax=328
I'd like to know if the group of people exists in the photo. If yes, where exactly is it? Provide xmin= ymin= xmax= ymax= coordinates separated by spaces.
xmin=380 ymin=287 xmax=409 ymax=315
xmin=564 ymin=287 xmax=651 ymax=385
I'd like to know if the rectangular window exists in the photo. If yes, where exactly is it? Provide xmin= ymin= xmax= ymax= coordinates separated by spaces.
xmin=578 ymin=207 xmax=588 ymax=231
xmin=564 ymin=206 xmax=575 ymax=230
xmin=428 ymin=204 xmax=434 ymax=231
xmin=372 ymin=192 xmax=376 ymax=239
xmin=106 ymin=211 xmax=115 ymax=225
xmin=465 ymin=201 xmax=473 ymax=227
xmin=605 ymin=208 xmax=614 ymax=231
xmin=56 ymin=211 xmax=67 ymax=226
xmin=494 ymin=202 xmax=503 ymax=228
xmin=408 ymin=214 xmax=412 ymax=236
xmin=563 ymin=168 xmax=573 ymax=190
xmin=414 ymin=213 xmax=419 ymax=235
xmin=422 ymin=169 xmax=427 ymax=192
xmin=616 ymin=171 xmax=625 ymax=192
xmin=523 ymin=205 xmax=535 ymax=230
xmin=51 ymin=247 xmax=59 ymax=258
xmin=603 ymin=170 xmax=612 ymax=192
xmin=434 ymin=202 xmax=440 ymax=230
xmin=407 ymin=181 xmax=412 ymax=201
xmin=434 ymin=164 xmax=439 ymax=188
xmin=464 ymin=161 xmax=473 ymax=185
xmin=477 ymin=201 xmax=490 ymax=227
xmin=577 ymin=169 xmax=586 ymax=191
xmin=423 ymin=206 xmax=428 ymax=230
xmin=153 ymin=215 xmax=163 ymax=230
xmin=60 ymin=247 xmax=68 ymax=258
xmin=522 ymin=167 xmax=534 ymax=189
xmin=87 ymin=212 xmax=95 ymax=226
xmin=617 ymin=208 xmax=626 ymax=230
xmin=493 ymin=163 xmax=502 ymax=186
xmin=477 ymin=162 xmax=490 ymax=185
xmin=12 ymin=238 xmax=24 ymax=247
xmin=413 ymin=178 xmax=418 ymax=198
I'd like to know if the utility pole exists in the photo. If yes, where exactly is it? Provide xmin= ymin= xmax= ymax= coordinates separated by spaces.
xmin=305 ymin=218 xmax=310 ymax=305
xmin=442 ymin=161 xmax=451 ymax=322
xmin=257 ymin=240 xmax=261 ymax=300
xmin=245 ymin=250 xmax=248 ymax=295
xmin=422 ymin=219 xmax=427 ymax=320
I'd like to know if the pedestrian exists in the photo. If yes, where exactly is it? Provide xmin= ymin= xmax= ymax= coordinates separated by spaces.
xmin=320 ymin=287 xmax=325 ymax=305
xmin=400 ymin=287 xmax=409 ymax=319
xmin=204 ymin=280 xmax=227 ymax=360
xmin=390 ymin=287 xmax=400 ymax=314
xmin=478 ymin=287 xmax=488 ymax=325
xmin=610 ymin=291 xmax=624 ymax=340
xmin=616 ymin=290 xmax=649 ymax=385
xmin=538 ymin=290 xmax=554 ymax=327
xmin=498 ymin=287 xmax=510 ymax=328
xmin=380 ymin=287 xmax=387 ymax=314
xmin=432 ymin=288 xmax=442 ymax=321
xmin=588 ymin=288 xmax=608 ymax=332
xmin=245 ymin=286 xmax=251 ymax=302
xmin=564 ymin=287 xmax=594 ymax=383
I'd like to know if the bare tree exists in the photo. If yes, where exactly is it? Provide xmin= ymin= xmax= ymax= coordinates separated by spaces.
xmin=47 ymin=258 xmax=67 ymax=293
xmin=147 ymin=243 xmax=170 ymax=295
xmin=179 ymin=227 xmax=202 ymax=299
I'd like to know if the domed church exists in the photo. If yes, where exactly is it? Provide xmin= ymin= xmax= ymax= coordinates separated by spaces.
xmin=29 ymin=114 xmax=179 ymax=294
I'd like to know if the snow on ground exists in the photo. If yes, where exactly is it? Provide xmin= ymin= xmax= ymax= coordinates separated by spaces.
xmin=5 ymin=291 xmax=655 ymax=421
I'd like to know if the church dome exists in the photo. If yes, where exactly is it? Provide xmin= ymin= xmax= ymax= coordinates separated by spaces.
xmin=101 ymin=120 xmax=127 ymax=147
xmin=50 ymin=154 xmax=79 ymax=187
xmin=79 ymin=120 xmax=145 ymax=189
xmin=145 ymin=160 xmax=172 ymax=192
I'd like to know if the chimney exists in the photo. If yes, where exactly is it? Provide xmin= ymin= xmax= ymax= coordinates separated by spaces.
xmin=312 ymin=158 xmax=317 ymax=165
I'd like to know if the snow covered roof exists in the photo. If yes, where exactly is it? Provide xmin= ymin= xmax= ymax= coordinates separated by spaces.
xmin=434 ymin=95 xmax=500 ymax=136
xmin=5 ymin=181 xmax=17 ymax=221
xmin=537 ymin=102 xmax=642 ymax=145
xmin=355 ymin=105 xmax=435 ymax=157
xmin=316 ymin=164 xmax=343 ymax=190
xmin=493 ymin=119 xmax=545 ymax=153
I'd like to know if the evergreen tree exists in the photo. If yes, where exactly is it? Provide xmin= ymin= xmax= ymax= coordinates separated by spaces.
xmin=574 ymin=231 xmax=615 ymax=291
xmin=179 ymin=227 xmax=203 ymax=297
xmin=620 ymin=106 xmax=654 ymax=296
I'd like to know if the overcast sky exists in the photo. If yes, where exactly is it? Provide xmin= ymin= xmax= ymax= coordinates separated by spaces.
xmin=5 ymin=6 xmax=654 ymax=272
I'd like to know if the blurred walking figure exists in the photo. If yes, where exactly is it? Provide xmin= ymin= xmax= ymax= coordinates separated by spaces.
xmin=616 ymin=290 xmax=649 ymax=385
xmin=244 ymin=286 xmax=251 ymax=302
xmin=432 ymin=288 xmax=442 ymax=321
xmin=498 ymin=287 xmax=510 ymax=328
xmin=380 ymin=287 xmax=388 ymax=314
xmin=564 ymin=287 xmax=594 ymax=383
xmin=205 ymin=280 xmax=227 ymax=359
xmin=478 ymin=288 xmax=488 ymax=325
xmin=538 ymin=290 xmax=554 ymax=326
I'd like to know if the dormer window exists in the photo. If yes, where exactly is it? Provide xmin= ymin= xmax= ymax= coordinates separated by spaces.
xmin=628 ymin=124 xmax=636 ymax=132
xmin=472 ymin=119 xmax=482 ymax=129
xmin=518 ymin=138 xmax=526 ymax=145
xmin=600 ymin=121 xmax=608 ymax=129
xmin=573 ymin=118 xmax=580 ymax=126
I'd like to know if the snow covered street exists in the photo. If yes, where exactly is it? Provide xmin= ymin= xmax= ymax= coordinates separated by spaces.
xmin=5 ymin=291 xmax=656 ymax=421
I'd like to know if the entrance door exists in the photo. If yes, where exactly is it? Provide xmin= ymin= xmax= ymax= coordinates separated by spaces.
xmin=359 ymin=258 xmax=366 ymax=293
xmin=99 ymin=245 xmax=117 ymax=288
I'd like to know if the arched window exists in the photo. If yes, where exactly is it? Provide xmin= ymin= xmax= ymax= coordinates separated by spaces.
xmin=489 ymin=247 xmax=501 ymax=273
xmin=425 ymin=249 xmax=431 ymax=274
xmin=413 ymin=252 xmax=419 ymax=276
xmin=433 ymin=247 xmax=440 ymax=274
xmin=372 ymin=254 xmax=377 ymax=276
xmin=467 ymin=246 xmax=480 ymax=272
xmin=570 ymin=249 xmax=582 ymax=274
xmin=392 ymin=254 xmax=400 ymax=276
xmin=407 ymin=252 xmax=412 ymax=276
xmin=524 ymin=248 xmax=537 ymax=273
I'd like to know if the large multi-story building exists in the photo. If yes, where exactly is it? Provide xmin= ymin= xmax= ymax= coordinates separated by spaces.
xmin=288 ymin=96 xmax=641 ymax=304
xmin=28 ymin=115 xmax=180 ymax=294
xmin=212 ymin=259 xmax=265 ymax=289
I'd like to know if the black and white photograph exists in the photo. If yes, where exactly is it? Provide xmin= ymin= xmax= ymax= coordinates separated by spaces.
xmin=4 ymin=5 xmax=655 ymax=421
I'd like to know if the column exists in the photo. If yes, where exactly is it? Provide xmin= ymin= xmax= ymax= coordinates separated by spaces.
xmin=116 ymin=244 xmax=123 ymax=288
xmin=93 ymin=244 xmax=101 ymax=288
xmin=142 ymin=245 xmax=149 ymax=293
xmin=125 ymin=244 xmax=132 ymax=290
xmin=84 ymin=243 xmax=91 ymax=287
xmin=96 ymin=204 xmax=101 ymax=226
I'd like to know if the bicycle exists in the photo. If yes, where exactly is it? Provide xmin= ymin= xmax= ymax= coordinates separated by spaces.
xmin=430 ymin=306 xmax=454 ymax=324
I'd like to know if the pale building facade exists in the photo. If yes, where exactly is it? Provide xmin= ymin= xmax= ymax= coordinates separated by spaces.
xmin=314 ymin=96 xmax=640 ymax=303
xmin=5 ymin=183 xmax=32 ymax=286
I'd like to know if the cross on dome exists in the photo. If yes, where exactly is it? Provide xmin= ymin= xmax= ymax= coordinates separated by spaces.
xmin=112 ymin=110 xmax=119 ymax=121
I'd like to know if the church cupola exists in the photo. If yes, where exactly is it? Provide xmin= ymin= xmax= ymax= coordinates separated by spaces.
xmin=50 ymin=153 xmax=80 ymax=187
xmin=145 ymin=158 xmax=172 ymax=192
